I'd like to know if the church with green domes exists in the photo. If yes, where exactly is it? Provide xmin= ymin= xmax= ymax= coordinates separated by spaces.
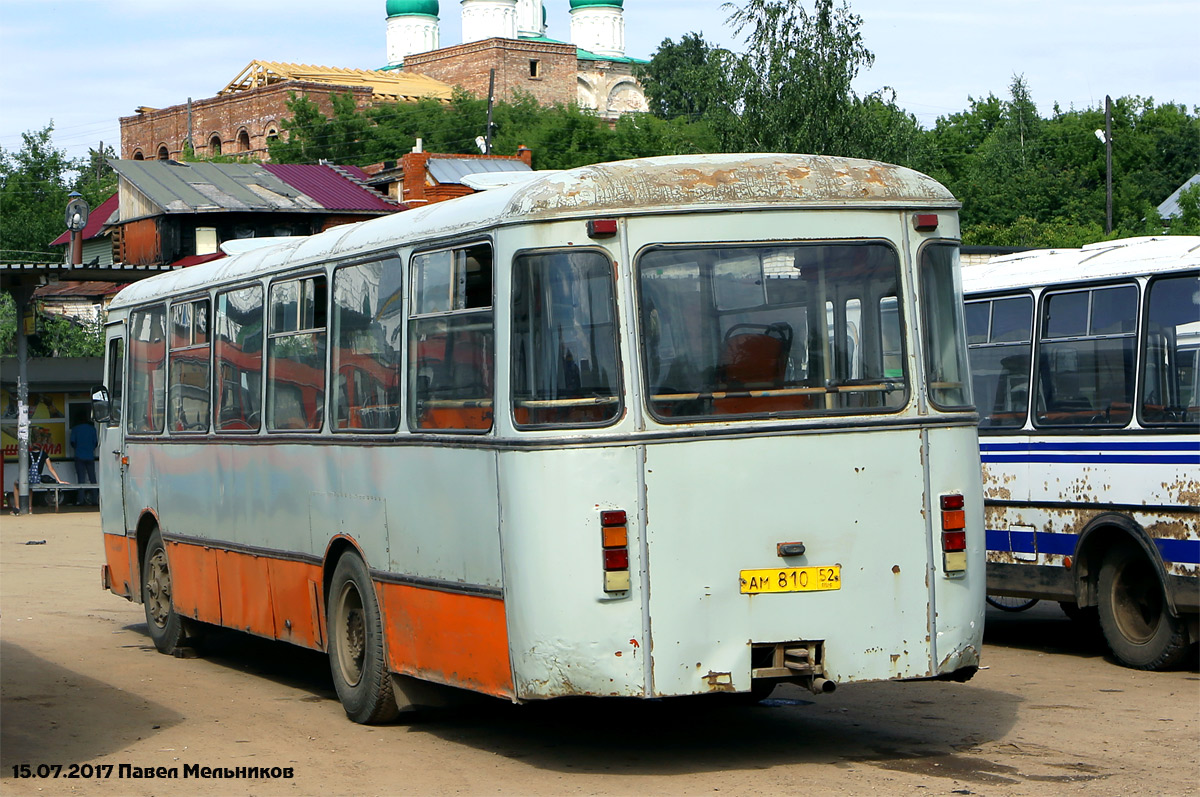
xmin=388 ymin=0 xmax=647 ymax=120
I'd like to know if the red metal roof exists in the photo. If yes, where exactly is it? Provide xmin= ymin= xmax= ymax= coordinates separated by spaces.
xmin=171 ymin=252 xmax=226 ymax=268
xmin=49 ymin=193 xmax=119 ymax=247
xmin=263 ymin=164 xmax=401 ymax=213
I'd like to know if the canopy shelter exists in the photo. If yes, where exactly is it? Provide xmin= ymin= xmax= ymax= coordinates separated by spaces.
xmin=2 ymin=262 xmax=175 ymax=513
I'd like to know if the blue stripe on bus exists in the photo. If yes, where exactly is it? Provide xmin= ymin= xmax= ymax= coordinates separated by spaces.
xmin=982 ymin=454 xmax=1199 ymax=465
xmin=980 ymin=441 xmax=1197 ymax=452
xmin=980 ymin=441 xmax=1200 ymax=465
xmin=987 ymin=530 xmax=1200 ymax=564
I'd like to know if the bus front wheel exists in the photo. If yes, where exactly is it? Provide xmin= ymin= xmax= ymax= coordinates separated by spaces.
xmin=142 ymin=529 xmax=194 ymax=655
xmin=1097 ymin=542 xmax=1188 ymax=671
xmin=327 ymin=552 xmax=399 ymax=724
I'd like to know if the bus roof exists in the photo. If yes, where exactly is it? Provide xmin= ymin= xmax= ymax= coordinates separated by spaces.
xmin=110 ymin=154 xmax=956 ymax=310
xmin=961 ymin=236 xmax=1200 ymax=296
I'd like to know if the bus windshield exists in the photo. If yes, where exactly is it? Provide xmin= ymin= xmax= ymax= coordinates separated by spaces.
xmin=638 ymin=242 xmax=907 ymax=420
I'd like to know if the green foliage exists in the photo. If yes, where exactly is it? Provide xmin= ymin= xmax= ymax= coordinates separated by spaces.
xmin=0 ymin=124 xmax=77 ymax=262
xmin=723 ymin=0 xmax=875 ymax=154
xmin=636 ymin=33 xmax=739 ymax=125
xmin=269 ymin=88 xmax=715 ymax=170
xmin=0 ymin=125 xmax=120 ymax=262
xmin=1168 ymin=182 xmax=1200 ymax=234
xmin=0 ymin=294 xmax=103 ymax=358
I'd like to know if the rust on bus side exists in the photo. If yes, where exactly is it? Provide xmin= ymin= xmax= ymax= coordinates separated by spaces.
xmin=378 ymin=582 xmax=514 ymax=699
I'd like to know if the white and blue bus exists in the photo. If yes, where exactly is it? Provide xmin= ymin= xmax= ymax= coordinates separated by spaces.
xmin=963 ymin=236 xmax=1199 ymax=670
xmin=93 ymin=154 xmax=985 ymax=723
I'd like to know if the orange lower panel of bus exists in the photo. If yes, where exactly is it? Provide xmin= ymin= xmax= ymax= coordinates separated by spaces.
xmin=103 ymin=533 xmax=136 ymax=600
xmin=378 ymin=582 xmax=514 ymax=699
xmin=110 ymin=539 xmax=515 ymax=699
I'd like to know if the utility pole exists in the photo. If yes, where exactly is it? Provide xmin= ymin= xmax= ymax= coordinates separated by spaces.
xmin=485 ymin=69 xmax=495 ymax=155
xmin=1105 ymin=95 xmax=1113 ymax=235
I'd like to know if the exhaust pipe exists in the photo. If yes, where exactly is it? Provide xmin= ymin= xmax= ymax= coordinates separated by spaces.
xmin=807 ymin=677 xmax=837 ymax=694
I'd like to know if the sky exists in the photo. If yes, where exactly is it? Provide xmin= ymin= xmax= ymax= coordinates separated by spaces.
xmin=1 ymin=0 xmax=1197 ymax=162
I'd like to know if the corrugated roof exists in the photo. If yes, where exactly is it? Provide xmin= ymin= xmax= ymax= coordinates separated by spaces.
xmin=111 ymin=160 xmax=321 ymax=215
xmin=263 ymin=163 xmax=400 ymax=212
xmin=1158 ymin=174 xmax=1200 ymax=220
xmin=427 ymin=157 xmax=532 ymax=185
xmin=34 ymin=281 xmax=124 ymax=299
xmin=219 ymin=60 xmax=453 ymax=103
xmin=49 ymin=193 xmax=119 ymax=247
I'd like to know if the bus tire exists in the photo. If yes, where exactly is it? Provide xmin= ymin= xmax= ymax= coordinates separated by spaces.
xmin=1097 ymin=542 xmax=1189 ymax=671
xmin=142 ymin=529 xmax=192 ymax=655
xmin=327 ymin=552 xmax=399 ymax=724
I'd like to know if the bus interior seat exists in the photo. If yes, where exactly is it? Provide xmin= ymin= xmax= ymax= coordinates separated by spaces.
xmin=714 ymin=323 xmax=809 ymax=415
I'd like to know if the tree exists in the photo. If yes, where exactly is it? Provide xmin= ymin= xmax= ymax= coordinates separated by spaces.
xmin=0 ymin=124 xmax=76 ymax=262
xmin=637 ymin=33 xmax=738 ymax=125
xmin=723 ymin=0 xmax=874 ymax=153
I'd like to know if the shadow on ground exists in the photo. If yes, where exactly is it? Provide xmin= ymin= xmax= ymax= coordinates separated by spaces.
xmin=0 ymin=640 xmax=184 ymax=772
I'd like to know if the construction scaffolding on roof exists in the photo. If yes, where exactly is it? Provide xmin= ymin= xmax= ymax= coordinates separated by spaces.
xmin=217 ymin=60 xmax=453 ymax=103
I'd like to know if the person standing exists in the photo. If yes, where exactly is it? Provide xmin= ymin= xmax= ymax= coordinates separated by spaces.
xmin=70 ymin=411 xmax=99 ymax=506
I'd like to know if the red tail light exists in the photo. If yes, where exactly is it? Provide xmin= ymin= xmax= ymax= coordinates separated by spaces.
xmin=601 ymin=509 xmax=630 ymax=592
xmin=942 ymin=530 xmax=967 ymax=552
xmin=939 ymin=494 xmax=968 ymax=572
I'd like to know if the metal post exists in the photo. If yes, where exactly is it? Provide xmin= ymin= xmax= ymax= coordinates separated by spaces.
xmin=485 ymin=69 xmax=495 ymax=155
xmin=12 ymin=284 xmax=32 ymax=514
xmin=1105 ymin=95 xmax=1113 ymax=235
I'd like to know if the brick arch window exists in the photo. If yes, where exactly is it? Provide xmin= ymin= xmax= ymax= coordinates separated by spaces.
xmin=157 ymin=145 xmax=170 ymax=160
xmin=132 ymin=150 xmax=145 ymax=160
xmin=209 ymin=134 xmax=223 ymax=156
xmin=237 ymin=128 xmax=250 ymax=152
xmin=265 ymin=124 xmax=280 ymax=145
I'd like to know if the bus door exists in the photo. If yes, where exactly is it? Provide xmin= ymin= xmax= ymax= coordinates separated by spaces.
xmin=98 ymin=326 xmax=134 ymax=594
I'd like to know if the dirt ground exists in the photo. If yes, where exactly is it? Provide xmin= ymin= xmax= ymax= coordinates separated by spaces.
xmin=2 ymin=508 xmax=1197 ymax=797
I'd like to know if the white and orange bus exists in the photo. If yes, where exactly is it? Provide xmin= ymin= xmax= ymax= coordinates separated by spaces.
xmin=93 ymin=154 xmax=985 ymax=723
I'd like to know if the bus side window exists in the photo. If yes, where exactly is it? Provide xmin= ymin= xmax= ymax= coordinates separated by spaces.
xmin=127 ymin=305 xmax=166 ymax=434
xmin=168 ymin=298 xmax=211 ymax=433
xmin=1140 ymin=273 xmax=1200 ymax=425
xmin=966 ymin=295 xmax=1033 ymax=429
xmin=1036 ymin=285 xmax=1136 ymax=427
xmin=332 ymin=258 xmax=404 ymax=431
xmin=215 ymin=285 xmax=264 ymax=432
xmin=511 ymin=250 xmax=622 ymax=427
xmin=409 ymin=244 xmax=493 ymax=432
xmin=267 ymin=277 xmax=327 ymax=432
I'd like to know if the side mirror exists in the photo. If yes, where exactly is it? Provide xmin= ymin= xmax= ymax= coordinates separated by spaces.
xmin=91 ymin=385 xmax=112 ymax=424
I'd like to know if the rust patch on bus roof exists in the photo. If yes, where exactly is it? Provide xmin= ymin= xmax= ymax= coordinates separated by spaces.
xmin=505 ymin=154 xmax=958 ymax=220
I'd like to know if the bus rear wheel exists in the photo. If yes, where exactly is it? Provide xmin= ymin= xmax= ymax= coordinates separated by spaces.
xmin=1097 ymin=542 xmax=1188 ymax=671
xmin=142 ymin=529 xmax=194 ymax=655
xmin=327 ymin=552 xmax=399 ymax=724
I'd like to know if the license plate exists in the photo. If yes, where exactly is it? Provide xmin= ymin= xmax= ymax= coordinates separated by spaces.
xmin=740 ymin=566 xmax=841 ymax=594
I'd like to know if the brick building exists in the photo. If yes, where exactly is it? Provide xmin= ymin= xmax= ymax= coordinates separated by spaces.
xmin=120 ymin=1 xmax=648 ymax=164
xmin=120 ymin=63 xmax=453 ymax=162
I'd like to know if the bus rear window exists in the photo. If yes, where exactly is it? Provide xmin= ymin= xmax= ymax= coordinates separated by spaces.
xmin=638 ymin=243 xmax=907 ymax=421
